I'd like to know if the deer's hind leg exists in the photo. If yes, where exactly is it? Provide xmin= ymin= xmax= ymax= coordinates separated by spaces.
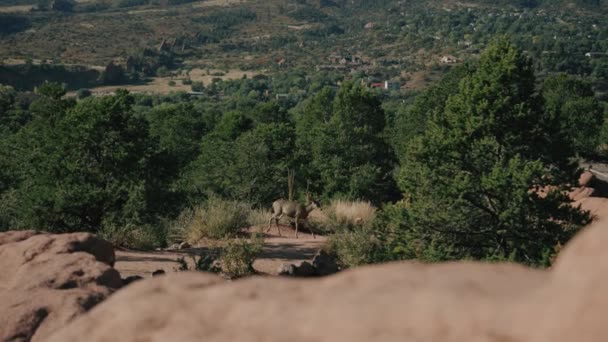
xmin=266 ymin=213 xmax=275 ymax=233
xmin=275 ymin=214 xmax=284 ymax=236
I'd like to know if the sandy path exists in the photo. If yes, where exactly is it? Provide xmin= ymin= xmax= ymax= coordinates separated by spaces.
xmin=253 ymin=225 xmax=327 ymax=275
xmin=114 ymin=225 xmax=326 ymax=278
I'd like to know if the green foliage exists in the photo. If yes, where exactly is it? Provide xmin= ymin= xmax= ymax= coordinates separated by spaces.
xmin=219 ymin=233 xmax=264 ymax=278
xmin=541 ymin=73 xmax=604 ymax=157
xmin=76 ymin=88 xmax=92 ymax=99
xmin=327 ymin=225 xmax=379 ymax=268
xmin=98 ymin=222 xmax=166 ymax=250
xmin=295 ymin=82 xmax=397 ymax=203
xmin=191 ymin=81 xmax=204 ymax=92
xmin=392 ymin=63 xmax=475 ymax=162
xmin=396 ymin=38 xmax=590 ymax=266
xmin=50 ymin=0 xmax=75 ymax=12
xmin=0 ymin=15 xmax=30 ymax=35
xmin=185 ymin=122 xmax=296 ymax=205
xmin=174 ymin=233 xmax=263 ymax=278
xmin=1 ymin=89 xmax=168 ymax=237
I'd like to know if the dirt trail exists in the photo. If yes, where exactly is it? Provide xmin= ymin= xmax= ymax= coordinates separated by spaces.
xmin=114 ymin=225 xmax=326 ymax=278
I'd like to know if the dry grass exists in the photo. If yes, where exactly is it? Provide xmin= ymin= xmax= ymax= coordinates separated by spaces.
xmin=66 ymin=69 xmax=261 ymax=96
xmin=170 ymin=197 xmax=251 ymax=243
xmin=0 ymin=5 xmax=33 ymax=13
xmin=329 ymin=200 xmax=376 ymax=225
xmin=247 ymin=207 xmax=271 ymax=227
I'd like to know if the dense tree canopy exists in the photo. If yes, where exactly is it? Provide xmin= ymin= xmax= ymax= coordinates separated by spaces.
xmin=0 ymin=37 xmax=604 ymax=264
xmin=395 ymin=38 xmax=590 ymax=265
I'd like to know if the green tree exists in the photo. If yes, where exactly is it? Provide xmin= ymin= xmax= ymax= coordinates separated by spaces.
xmin=541 ymin=74 xmax=604 ymax=157
xmin=4 ymin=90 xmax=165 ymax=233
xmin=307 ymin=81 xmax=397 ymax=203
xmin=392 ymin=63 xmax=475 ymax=163
xmin=184 ymin=123 xmax=296 ymax=205
xmin=293 ymin=86 xmax=335 ymax=196
xmin=397 ymin=38 xmax=589 ymax=266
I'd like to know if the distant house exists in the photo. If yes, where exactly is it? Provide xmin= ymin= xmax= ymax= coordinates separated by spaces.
xmin=440 ymin=55 xmax=458 ymax=64
xmin=384 ymin=81 xmax=400 ymax=91
xmin=368 ymin=81 xmax=400 ymax=91
xmin=585 ymin=52 xmax=608 ymax=58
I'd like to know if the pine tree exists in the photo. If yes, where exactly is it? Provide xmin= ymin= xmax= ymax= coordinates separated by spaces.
xmin=397 ymin=38 xmax=589 ymax=265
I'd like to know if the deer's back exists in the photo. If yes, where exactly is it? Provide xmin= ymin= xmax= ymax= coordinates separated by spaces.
xmin=271 ymin=199 xmax=302 ymax=217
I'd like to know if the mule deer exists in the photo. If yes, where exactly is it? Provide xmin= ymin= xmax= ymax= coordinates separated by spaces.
xmin=266 ymin=199 xmax=320 ymax=239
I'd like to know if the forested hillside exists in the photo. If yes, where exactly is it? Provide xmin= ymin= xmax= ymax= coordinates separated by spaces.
xmin=0 ymin=0 xmax=607 ymax=269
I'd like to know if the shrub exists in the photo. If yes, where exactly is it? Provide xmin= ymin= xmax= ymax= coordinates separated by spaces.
xmin=175 ymin=247 xmax=222 ymax=272
xmin=157 ymin=66 xmax=169 ymax=77
xmin=247 ymin=207 xmax=271 ymax=227
xmin=168 ymin=80 xmax=176 ymax=86
xmin=182 ymin=78 xmax=193 ymax=85
xmin=77 ymin=88 xmax=92 ymax=99
xmin=327 ymin=226 xmax=379 ymax=268
xmin=220 ymin=233 xmax=264 ymax=278
xmin=191 ymin=81 xmax=204 ymax=92
xmin=98 ymin=223 xmax=166 ymax=250
xmin=171 ymin=196 xmax=251 ymax=242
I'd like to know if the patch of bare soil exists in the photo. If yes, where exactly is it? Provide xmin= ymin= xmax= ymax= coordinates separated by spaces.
xmin=114 ymin=225 xmax=326 ymax=278
xmin=252 ymin=225 xmax=327 ymax=275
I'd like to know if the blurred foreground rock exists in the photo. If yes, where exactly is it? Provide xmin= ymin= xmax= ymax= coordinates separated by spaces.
xmin=0 ymin=231 xmax=121 ymax=342
xmin=47 ymin=219 xmax=608 ymax=342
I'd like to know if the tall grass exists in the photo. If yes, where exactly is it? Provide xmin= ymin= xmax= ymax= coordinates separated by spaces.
xmin=98 ymin=223 xmax=166 ymax=250
xmin=308 ymin=199 xmax=377 ymax=234
xmin=318 ymin=200 xmax=379 ymax=268
xmin=170 ymin=196 xmax=251 ymax=243
xmin=330 ymin=199 xmax=376 ymax=225
xmin=247 ymin=207 xmax=271 ymax=227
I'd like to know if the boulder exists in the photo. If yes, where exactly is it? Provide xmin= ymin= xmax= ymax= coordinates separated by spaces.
xmin=579 ymin=170 xmax=594 ymax=187
xmin=122 ymin=276 xmax=143 ymax=286
xmin=0 ymin=231 xmax=121 ymax=341
xmin=277 ymin=263 xmax=295 ymax=276
xmin=311 ymin=250 xmax=339 ymax=276
xmin=152 ymin=269 xmax=166 ymax=277
xmin=179 ymin=241 xmax=191 ymax=249
xmin=292 ymin=261 xmax=316 ymax=277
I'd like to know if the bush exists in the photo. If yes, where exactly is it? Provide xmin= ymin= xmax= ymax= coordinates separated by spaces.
xmin=327 ymin=226 xmax=379 ymax=268
xmin=98 ymin=223 xmax=166 ymax=250
xmin=157 ymin=66 xmax=169 ymax=77
xmin=77 ymin=88 xmax=92 ymax=99
xmin=191 ymin=81 xmax=204 ymax=92
xmin=173 ymin=233 xmax=263 ymax=278
xmin=168 ymin=80 xmax=176 ymax=86
xmin=220 ymin=233 xmax=264 ymax=278
xmin=171 ymin=196 xmax=251 ymax=242
xmin=182 ymin=78 xmax=193 ymax=85
xmin=247 ymin=207 xmax=271 ymax=227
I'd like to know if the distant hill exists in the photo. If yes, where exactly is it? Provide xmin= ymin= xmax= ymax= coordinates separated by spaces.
xmin=0 ymin=0 xmax=606 ymax=93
